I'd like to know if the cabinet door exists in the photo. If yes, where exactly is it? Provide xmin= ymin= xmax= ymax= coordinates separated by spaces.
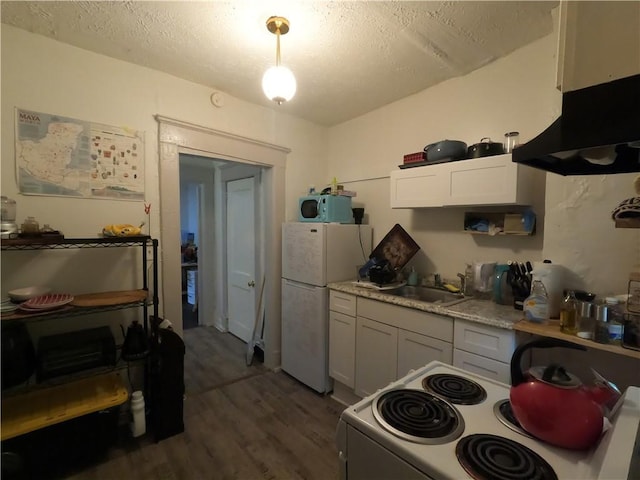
xmin=453 ymin=349 xmax=510 ymax=384
xmin=355 ymin=317 xmax=398 ymax=397
xmin=444 ymin=155 xmax=532 ymax=206
xmin=329 ymin=311 xmax=356 ymax=388
xmin=390 ymin=164 xmax=446 ymax=208
xmin=397 ymin=330 xmax=453 ymax=378
xmin=557 ymin=1 xmax=640 ymax=92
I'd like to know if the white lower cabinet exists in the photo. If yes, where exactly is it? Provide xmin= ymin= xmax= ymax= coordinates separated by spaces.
xmin=355 ymin=317 xmax=398 ymax=397
xmin=329 ymin=310 xmax=356 ymax=388
xmin=453 ymin=318 xmax=516 ymax=384
xmin=328 ymin=291 xmax=517 ymax=398
xmin=354 ymin=298 xmax=454 ymax=397
xmin=397 ymin=330 xmax=453 ymax=378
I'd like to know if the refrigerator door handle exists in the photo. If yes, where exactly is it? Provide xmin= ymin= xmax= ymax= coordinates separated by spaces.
xmin=283 ymin=279 xmax=318 ymax=291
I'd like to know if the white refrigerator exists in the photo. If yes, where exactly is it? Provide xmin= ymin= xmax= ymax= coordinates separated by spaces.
xmin=281 ymin=222 xmax=372 ymax=393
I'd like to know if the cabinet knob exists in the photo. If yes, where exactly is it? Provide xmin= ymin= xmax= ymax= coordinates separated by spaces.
xmin=248 ymin=280 xmax=255 ymax=287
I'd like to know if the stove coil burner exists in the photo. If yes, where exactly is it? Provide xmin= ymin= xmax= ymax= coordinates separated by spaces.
xmin=422 ymin=374 xmax=487 ymax=405
xmin=493 ymin=400 xmax=533 ymax=438
xmin=456 ymin=434 xmax=558 ymax=480
xmin=372 ymin=389 xmax=465 ymax=444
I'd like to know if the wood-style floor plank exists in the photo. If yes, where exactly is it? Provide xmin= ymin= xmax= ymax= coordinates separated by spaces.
xmin=61 ymin=327 xmax=343 ymax=480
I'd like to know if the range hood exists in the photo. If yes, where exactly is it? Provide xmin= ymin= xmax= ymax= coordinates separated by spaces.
xmin=513 ymin=74 xmax=640 ymax=175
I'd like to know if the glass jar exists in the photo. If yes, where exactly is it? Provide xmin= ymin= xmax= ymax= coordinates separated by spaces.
xmin=504 ymin=131 xmax=520 ymax=153
xmin=593 ymin=304 xmax=610 ymax=344
xmin=604 ymin=297 xmax=623 ymax=343
xmin=577 ymin=301 xmax=594 ymax=339
xmin=560 ymin=290 xmax=579 ymax=334
xmin=21 ymin=216 xmax=39 ymax=234
xmin=1 ymin=196 xmax=16 ymax=222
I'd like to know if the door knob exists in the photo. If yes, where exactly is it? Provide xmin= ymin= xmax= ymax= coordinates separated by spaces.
xmin=248 ymin=280 xmax=255 ymax=287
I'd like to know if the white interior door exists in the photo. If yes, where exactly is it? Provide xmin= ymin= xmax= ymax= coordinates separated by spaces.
xmin=226 ymin=177 xmax=256 ymax=342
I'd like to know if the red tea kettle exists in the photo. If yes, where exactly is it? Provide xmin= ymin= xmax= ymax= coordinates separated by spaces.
xmin=510 ymin=338 xmax=620 ymax=450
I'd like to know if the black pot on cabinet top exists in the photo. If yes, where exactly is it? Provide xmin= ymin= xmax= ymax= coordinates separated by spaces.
xmin=467 ymin=138 xmax=505 ymax=158
xmin=423 ymin=140 xmax=468 ymax=163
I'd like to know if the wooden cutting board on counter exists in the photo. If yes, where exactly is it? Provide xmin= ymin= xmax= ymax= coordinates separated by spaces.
xmin=70 ymin=289 xmax=148 ymax=307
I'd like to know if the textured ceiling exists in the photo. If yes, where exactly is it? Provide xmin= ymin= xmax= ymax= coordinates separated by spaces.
xmin=1 ymin=1 xmax=557 ymax=126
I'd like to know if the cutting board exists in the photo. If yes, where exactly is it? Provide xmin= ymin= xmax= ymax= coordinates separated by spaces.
xmin=70 ymin=289 xmax=148 ymax=307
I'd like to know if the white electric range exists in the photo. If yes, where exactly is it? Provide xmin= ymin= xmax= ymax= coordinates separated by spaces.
xmin=336 ymin=361 xmax=640 ymax=480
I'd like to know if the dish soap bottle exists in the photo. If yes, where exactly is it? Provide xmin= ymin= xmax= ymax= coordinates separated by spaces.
xmin=523 ymin=279 xmax=550 ymax=323
xmin=407 ymin=267 xmax=418 ymax=286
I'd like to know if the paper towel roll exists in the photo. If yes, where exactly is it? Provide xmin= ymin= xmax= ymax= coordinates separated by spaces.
xmin=531 ymin=262 xmax=566 ymax=319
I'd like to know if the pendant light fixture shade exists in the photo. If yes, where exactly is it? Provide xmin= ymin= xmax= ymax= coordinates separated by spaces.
xmin=262 ymin=66 xmax=296 ymax=104
xmin=262 ymin=16 xmax=296 ymax=105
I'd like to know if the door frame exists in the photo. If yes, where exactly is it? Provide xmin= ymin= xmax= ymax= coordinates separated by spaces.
xmin=156 ymin=115 xmax=289 ymax=369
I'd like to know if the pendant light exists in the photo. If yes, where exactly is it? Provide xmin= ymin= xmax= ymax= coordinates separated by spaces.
xmin=262 ymin=16 xmax=296 ymax=105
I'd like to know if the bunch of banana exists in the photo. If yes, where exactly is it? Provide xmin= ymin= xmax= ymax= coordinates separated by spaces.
xmin=102 ymin=222 xmax=145 ymax=237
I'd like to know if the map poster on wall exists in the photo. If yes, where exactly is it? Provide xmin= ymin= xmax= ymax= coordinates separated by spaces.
xmin=15 ymin=108 xmax=145 ymax=201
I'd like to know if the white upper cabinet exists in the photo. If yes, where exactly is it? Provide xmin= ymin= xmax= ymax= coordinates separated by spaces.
xmin=556 ymin=1 xmax=640 ymax=92
xmin=390 ymin=154 xmax=537 ymax=208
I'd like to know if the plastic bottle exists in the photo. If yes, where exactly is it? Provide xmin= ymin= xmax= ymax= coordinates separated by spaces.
xmin=130 ymin=390 xmax=146 ymax=438
xmin=523 ymin=279 xmax=550 ymax=323
xmin=331 ymin=177 xmax=338 ymax=195
xmin=559 ymin=290 xmax=579 ymax=334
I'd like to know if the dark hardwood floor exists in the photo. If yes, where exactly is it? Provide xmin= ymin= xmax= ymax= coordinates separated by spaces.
xmin=63 ymin=327 xmax=344 ymax=480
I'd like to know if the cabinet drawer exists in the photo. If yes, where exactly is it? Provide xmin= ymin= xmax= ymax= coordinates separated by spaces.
xmin=357 ymin=298 xmax=453 ymax=342
xmin=330 ymin=290 xmax=357 ymax=317
xmin=453 ymin=349 xmax=510 ymax=384
xmin=454 ymin=319 xmax=515 ymax=363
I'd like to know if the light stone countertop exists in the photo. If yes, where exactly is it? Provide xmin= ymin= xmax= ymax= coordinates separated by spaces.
xmin=328 ymin=281 xmax=524 ymax=329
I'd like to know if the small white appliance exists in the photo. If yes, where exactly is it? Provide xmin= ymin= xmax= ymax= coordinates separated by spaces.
xmin=336 ymin=361 xmax=640 ymax=480
xmin=281 ymin=222 xmax=372 ymax=393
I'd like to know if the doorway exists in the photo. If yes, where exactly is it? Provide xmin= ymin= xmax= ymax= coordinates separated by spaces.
xmin=178 ymin=155 xmax=263 ymax=340
xmin=158 ymin=115 xmax=290 ymax=369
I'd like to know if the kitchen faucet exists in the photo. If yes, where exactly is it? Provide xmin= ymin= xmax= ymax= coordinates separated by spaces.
xmin=457 ymin=272 xmax=468 ymax=296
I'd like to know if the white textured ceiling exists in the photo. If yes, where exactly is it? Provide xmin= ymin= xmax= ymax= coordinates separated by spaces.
xmin=1 ymin=1 xmax=557 ymax=126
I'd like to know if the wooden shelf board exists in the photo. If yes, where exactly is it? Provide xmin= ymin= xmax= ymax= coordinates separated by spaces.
xmin=464 ymin=231 xmax=532 ymax=236
xmin=514 ymin=320 xmax=640 ymax=360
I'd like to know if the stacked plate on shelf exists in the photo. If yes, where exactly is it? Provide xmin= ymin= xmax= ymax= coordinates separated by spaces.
xmin=17 ymin=293 xmax=74 ymax=313
xmin=1 ymin=299 xmax=18 ymax=314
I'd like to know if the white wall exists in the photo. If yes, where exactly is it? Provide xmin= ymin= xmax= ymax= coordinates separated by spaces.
xmin=2 ymin=22 xmax=637 ymax=323
xmin=326 ymin=32 xmax=639 ymax=297
xmin=1 ymin=25 xmax=327 ymax=319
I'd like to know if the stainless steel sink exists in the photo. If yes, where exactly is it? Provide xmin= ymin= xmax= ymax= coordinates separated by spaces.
xmin=386 ymin=285 xmax=470 ymax=306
